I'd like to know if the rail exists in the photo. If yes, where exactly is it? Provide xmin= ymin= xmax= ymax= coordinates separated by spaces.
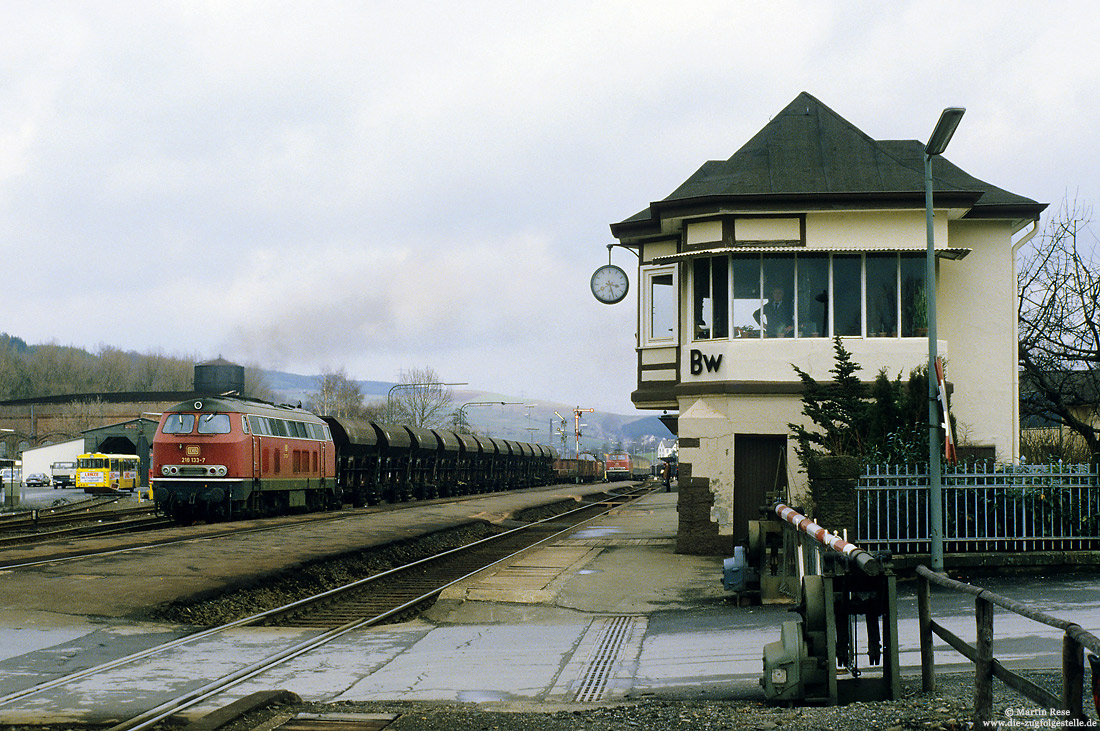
xmin=0 ymin=485 xmax=654 ymax=730
xmin=916 ymin=565 xmax=1100 ymax=728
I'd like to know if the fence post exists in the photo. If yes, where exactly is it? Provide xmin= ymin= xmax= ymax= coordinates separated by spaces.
xmin=1062 ymin=632 xmax=1084 ymax=721
xmin=974 ymin=595 xmax=994 ymax=727
xmin=918 ymin=572 xmax=935 ymax=692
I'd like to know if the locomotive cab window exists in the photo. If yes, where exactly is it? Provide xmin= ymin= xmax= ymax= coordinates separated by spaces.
xmin=197 ymin=413 xmax=231 ymax=434
xmin=162 ymin=414 xmax=195 ymax=434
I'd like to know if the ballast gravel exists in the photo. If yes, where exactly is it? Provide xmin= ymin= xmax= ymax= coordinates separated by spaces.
xmin=186 ymin=670 xmax=1088 ymax=731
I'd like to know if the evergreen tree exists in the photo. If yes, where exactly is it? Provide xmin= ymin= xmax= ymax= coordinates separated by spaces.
xmin=790 ymin=337 xmax=930 ymax=469
xmin=789 ymin=337 xmax=867 ymax=467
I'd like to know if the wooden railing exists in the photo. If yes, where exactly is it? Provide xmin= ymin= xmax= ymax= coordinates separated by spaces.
xmin=916 ymin=565 xmax=1100 ymax=728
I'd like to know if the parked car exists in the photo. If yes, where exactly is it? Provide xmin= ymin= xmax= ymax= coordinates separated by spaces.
xmin=24 ymin=473 xmax=51 ymax=487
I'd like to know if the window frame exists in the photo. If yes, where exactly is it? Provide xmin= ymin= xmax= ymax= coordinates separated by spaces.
xmin=697 ymin=251 xmax=926 ymax=341
xmin=692 ymin=255 xmax=731 ymax=342
xmin=640 ymin=264 xmax=679 ymax=347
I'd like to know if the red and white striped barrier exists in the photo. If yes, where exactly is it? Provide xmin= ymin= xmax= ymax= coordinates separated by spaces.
xmin=774 ymin=502 xmax=881 ymax=576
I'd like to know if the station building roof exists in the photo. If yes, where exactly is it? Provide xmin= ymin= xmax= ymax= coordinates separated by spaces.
xmin=611 ymin=91 xmax=1046 ymax=240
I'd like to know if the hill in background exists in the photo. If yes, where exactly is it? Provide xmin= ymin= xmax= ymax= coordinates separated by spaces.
xmin=263 ymin=370 xmax=674 ymax=457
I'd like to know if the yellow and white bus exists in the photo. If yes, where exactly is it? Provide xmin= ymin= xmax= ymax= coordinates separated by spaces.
xmin=77 ymin=453 xmax=139 ymax=494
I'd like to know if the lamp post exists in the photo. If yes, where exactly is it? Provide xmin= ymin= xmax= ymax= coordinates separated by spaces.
xmin=385 ymin=381 xmax=467 ymax=423
xmin=925 ymin=107 xmax=964 ymax=573
xmin=456 ymin=401 xmax=522 ymax=431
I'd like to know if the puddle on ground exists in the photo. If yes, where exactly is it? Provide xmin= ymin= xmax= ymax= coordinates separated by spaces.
xmin=571 ymin=527 xmax=622 ymax=539
xmin=456 ymin=690 xmax=507 ymax=702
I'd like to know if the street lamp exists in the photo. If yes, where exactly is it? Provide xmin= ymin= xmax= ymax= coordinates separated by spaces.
xmin=456 ymin=401 xmax=532 ymax=436
xmin=925 ymin=107 xmax=964 ymax=573
xmin=385 ymin=381 xmax=467 ymax=423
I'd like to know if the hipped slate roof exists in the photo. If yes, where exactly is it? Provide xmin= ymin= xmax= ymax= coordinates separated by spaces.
xmin=612 ymin=92 xmax=1045 ymax=238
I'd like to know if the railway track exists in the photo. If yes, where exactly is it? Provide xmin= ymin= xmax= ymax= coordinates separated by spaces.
xmin=0 ymin=496 xmax=167 ymax=546
xmin=0 ymin=483 xmax=654 ymax=730
xmin=263 ymin=487 xmax=644 ymax=628
xmin=0 ymin=481 xmax=623 ymax=569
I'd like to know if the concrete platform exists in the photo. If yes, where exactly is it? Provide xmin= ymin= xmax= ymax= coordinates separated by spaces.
xmin=2 ymin=487 xmax=1100 ymax=725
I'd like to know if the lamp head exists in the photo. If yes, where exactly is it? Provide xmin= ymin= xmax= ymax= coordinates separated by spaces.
xmin=926 ymin=107 xmax=965 ymax=156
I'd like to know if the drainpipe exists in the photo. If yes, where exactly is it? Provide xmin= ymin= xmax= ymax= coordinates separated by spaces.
xmin=1011 ymin=219 xmax=1041 ymax=463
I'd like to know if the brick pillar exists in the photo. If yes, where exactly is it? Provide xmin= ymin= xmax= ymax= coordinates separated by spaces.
xmin=675 ymin=462 xmax=732 ymax=555
xmin=807 ymin=455 xmax=860 ymax=540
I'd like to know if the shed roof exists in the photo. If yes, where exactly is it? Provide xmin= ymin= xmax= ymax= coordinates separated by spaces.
xmin=611 ymin=92 xmax=1045 ymax=238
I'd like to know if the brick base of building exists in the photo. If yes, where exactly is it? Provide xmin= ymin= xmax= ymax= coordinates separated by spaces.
xmin=675 ymin=461 xmax=734 ymax=555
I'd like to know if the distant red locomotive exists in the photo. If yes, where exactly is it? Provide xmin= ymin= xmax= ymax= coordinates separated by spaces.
xmin=604 ymin=452 xmax=633 ymax=481
xmin=152 ymin=396 xmax=337 ymax=522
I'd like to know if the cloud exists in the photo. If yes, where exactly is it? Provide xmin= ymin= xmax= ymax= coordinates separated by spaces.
xmin=4 ymin=0 xmax=1100 ymax=415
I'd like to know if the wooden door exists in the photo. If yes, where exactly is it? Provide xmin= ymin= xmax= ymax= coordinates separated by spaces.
xmin=733 ymin=435 xmax=788 ymax=544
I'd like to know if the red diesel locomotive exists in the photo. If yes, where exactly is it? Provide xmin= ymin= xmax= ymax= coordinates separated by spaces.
xmin=604 ymin=452 xmax=633 ymax=481
xmin=152 ymin=394 xmax=558 ymax=522
xmin=153 ymin=396 xmax=337 ymax=521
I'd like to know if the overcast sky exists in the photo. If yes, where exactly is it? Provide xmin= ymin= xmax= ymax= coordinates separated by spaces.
xmin=3 ymin=1 xmax=1098 ymax=415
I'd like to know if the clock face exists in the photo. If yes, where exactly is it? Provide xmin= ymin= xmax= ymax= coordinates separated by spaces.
xmin=590 ymin=264 xmax=629 ymax=304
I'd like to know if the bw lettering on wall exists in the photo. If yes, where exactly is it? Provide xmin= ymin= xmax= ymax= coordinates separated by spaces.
xmin=689 ymin=349 xmax=723 ymax=375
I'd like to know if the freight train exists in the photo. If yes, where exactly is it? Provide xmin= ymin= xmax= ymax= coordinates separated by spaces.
xmin=552 ymin=453 xmax=605 ymax=483
xmin=151 ymin=395 xmax=558 ymax=523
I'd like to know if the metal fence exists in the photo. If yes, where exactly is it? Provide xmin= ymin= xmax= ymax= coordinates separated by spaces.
xmin=856 ymin=462 xmax=1100 ymax=553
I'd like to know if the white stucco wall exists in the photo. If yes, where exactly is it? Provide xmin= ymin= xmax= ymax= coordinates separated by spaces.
xmin=938 ymin=219 xmax=1018 ymax=460
xmin=678 ymin=392 xmax=808 ymax=536
xmin=805 ymin=209 xmax=948 ymax=250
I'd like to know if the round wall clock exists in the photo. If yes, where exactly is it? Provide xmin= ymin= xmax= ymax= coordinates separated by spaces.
xmin=590 ymin=264 xmax=629 ymax=304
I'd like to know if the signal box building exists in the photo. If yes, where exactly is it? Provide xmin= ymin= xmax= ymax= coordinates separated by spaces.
xmin=609 ymin=93 xmax=1045 ymax=555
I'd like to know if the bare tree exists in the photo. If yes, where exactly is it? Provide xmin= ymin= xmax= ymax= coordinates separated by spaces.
xmin=1018 ymin=196 xmax=1100 ymax=458
xmin=387 ymin=366 xmax=454 ymax=428
xmin=242 ymin=365 xmax=274 ymax=402
xmin=51 ymin=398 xmax=109 ymax=440
xmin=308 ymin=368 xmax=366 ymax=418
xmin=95 ymin=345 xmax=133 ymax=391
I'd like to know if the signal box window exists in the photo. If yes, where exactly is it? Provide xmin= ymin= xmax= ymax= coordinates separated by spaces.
xmin=760 ymin=256 xmax=795 ymax=338
xmin=900 ymin=254 xmax=926 ymax=336
xmin=162 ymin=414 xmax=195 ymax=434
xmin=833 ymin=255 xmax=862 ymax=337
xmin=693 ymin=256 xmax=729 ymax=340
xmin=796 ymin=255 xmax=829 ymax=338
xmin=867 ymin=254 xmax=899 ymax=337
xmin=641 ymin=265 xmax=677 ymax=346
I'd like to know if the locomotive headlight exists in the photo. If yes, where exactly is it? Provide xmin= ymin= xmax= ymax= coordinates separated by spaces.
xmin=161 ymin=466 xmax=171 ymax=476
xmin=216 ymin=466 xmax=227 ymax=477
